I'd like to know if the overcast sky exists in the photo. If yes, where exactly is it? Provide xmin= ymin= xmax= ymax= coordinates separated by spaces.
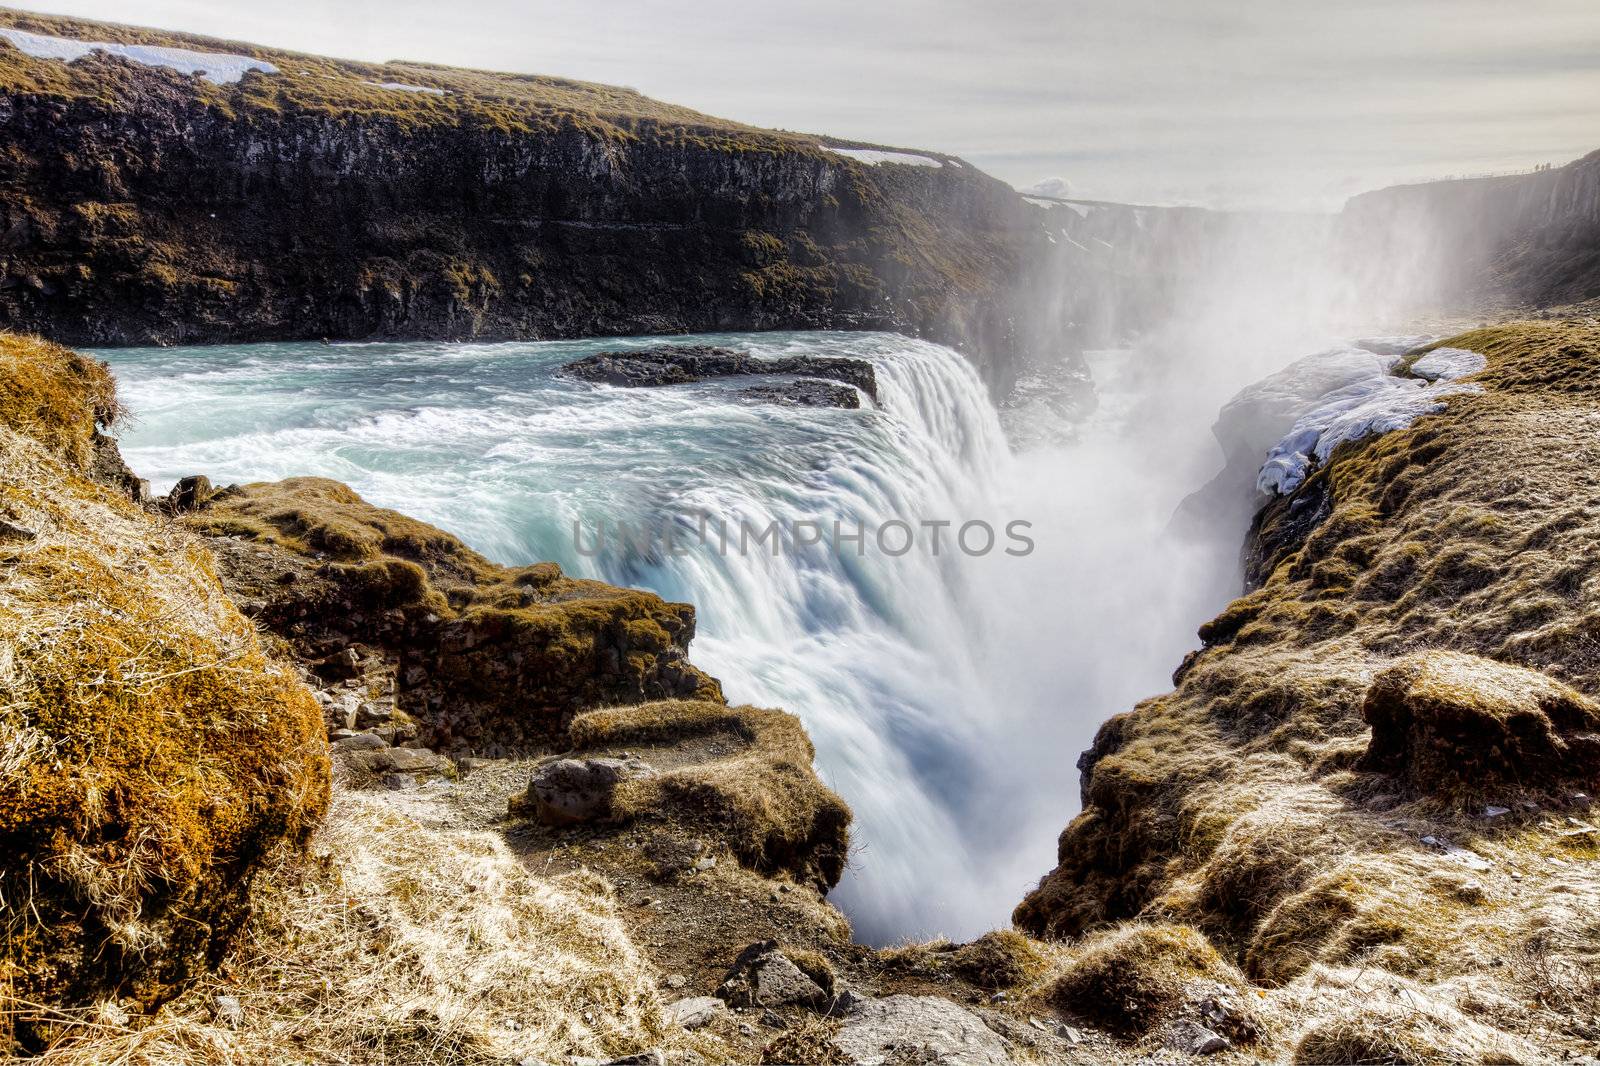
xmin=11 ymin=0 xmax=1600 ymax=209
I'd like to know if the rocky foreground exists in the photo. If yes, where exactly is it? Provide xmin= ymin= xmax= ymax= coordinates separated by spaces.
xmin=5 ymin=323 xmax=1600 ymax=1065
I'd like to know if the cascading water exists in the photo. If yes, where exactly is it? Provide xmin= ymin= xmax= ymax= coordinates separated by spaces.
xmin=101 ymin=316 xmax=1334 ymax=943
xmin=103 ymin=331 xmax=1026 ymax=942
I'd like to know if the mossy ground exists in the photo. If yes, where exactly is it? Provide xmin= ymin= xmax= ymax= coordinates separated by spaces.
xmin=1017 ymin=319 xmax=1600 ymax=1060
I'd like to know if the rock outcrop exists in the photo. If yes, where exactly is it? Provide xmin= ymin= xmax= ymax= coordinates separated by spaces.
xmin=183 ymin=476 xmax=722 ymax=752
xmin=561 ymin=343 xmax=878 ymax=401
xmin=0 ymin=336 xmax=328 ymax=1050
xmin=1361 ymin=650 xmax=1600 ymax=792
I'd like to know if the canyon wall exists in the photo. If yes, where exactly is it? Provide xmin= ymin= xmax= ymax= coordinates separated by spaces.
xmin=0 ymin=9 xmax=1058 ymax=394
xmin=1340 ymin=149 xmax=1600 ymax=311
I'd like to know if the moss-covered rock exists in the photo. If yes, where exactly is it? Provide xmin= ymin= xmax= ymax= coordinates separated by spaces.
xmin=1361 ymin=650 xmax=1600 ymax=793
xmin=563 ymin=700 xmax=852 ymax=890
xmin=187 ymin=477 xmax=721 ymax=751
xmin=0 ymin=336 xmax=328 ymax=1050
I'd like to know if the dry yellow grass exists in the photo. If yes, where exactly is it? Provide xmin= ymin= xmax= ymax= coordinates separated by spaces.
xmin=24 ymin=785 xmax=682 ymax=1066
xmin=0 ymin=333 xmax=120 ymax=468
xmin=1017 ymin=320 xmax=1600 ymax=1056
xmin=0 ymin=336 xmax=327 ymax=1051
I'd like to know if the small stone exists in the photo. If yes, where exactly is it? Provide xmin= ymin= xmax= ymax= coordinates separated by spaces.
xmin=1483 ymin=805 xmax=1511 ymax=818
xmin=333 ymin=732 xmax=388 ymax=752
xmin=213 ymin=994 xmax=244 ymax=1030
xmin=760 ymin=1009 xmax=788 ymax=1029
xmin=355 ymin=701 xmax=393 ymax=727
xmin=665 ymin=974 xmax=687 ymax=990
xmin=1166 ymin=1019 xmax=1229 ymax=1055
xmin=989 ymin=991 xmax=1008 ymax=1003
xmin=667 ymin=996 xmax=726 ymax=1031
xmin=1060 ymin=1024 xmax=1083 ymax=1045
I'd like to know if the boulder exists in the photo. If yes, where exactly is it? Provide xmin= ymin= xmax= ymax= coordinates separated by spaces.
xmin=166 ymin=474 xmax=215 ymax=512
xmin=716 ymin=941 xmax=829 ymax=1010
xmin=517 ymin=757 xmax=659 ymax=825
xmin=1361 ymin=651 xmax=1600 ymax=791
xmin=830 ymin=994 xmax=1013 ymax=1066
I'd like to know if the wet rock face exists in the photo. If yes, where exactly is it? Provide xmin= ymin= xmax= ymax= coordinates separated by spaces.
xmin=737 ymin=379 xmax=863 ymax=409
xmin=1360 ymin=651 xmax=1600 ymax=792
xmin=560 ymin=345 xmax=878 ymax=402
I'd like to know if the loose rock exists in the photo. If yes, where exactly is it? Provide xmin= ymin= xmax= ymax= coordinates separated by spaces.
xmin=516 ymin=757 xmax=659 ymax=825
xmin=717 ymin=941 xmax=829 ymax=1010
xmin=666 ymin=996 xmax=727 ymax=1031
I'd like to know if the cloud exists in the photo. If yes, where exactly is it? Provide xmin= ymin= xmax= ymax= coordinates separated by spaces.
xmin=1021 ymin=177 xmax=1073 ymax=198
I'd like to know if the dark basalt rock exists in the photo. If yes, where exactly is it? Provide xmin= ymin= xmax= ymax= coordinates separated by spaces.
xmin=561 ymin=345 xmax=878 ymax=402
xmin=738 ymin=379 xmax=863 ymax=409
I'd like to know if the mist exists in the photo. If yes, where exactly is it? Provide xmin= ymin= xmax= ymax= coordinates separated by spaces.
xmin=885 ymin=194 xmax=1462 ymax=937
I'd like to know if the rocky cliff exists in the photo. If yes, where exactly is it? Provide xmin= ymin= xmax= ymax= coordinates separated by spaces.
xmin=0 ymin=8 xmax=1060 ymax=393
xmin=1341 ymin=150 xmax=1600 ymax=311
xmin=1018 ymin=320 xmax=1600 ymax=1062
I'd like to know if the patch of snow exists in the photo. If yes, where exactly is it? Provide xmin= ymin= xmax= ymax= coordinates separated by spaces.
xmin=1410 ymin=346 xmax=1487 ymax=382
xmin=1256 ymin=350 xmax=1483 ymax=495
xmin=1352 ymin=334 xmax=1434 ymax=357
xmin=0 ymin=26 xmax=277 ymax=84
xmin=1219 ymin=346 xmax=1403 ymax=462
xmin=822 ymin=147 xmax=943 ymax=168
xmin=363 ymin=80 xmax=447 ymax=96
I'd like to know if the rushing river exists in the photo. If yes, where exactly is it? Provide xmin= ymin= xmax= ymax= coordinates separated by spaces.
xmin=101 ymin=329 xmax=1245 ymax=943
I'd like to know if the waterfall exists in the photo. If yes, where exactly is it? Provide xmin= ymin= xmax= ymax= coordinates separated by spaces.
xmin=104 ymin=331 xmax=1031 ymax=942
